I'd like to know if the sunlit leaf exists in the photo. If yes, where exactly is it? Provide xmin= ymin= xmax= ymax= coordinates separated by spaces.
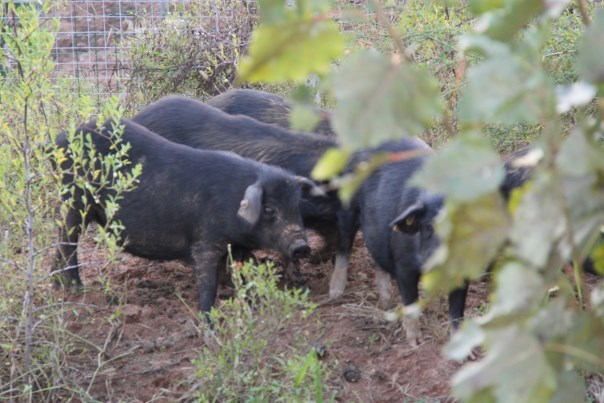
xmin=468 ymin=0 xmax=505 ymax=16
xmin=577 ymin=8 xmax=604 ymax=83
xmin=591 ymin=243 xmax=604 ymax=276
xmin=311 ymin=147 xmax=351 ymax=181
xmin=331 ymin=50 xmax=443 ymax=148
xmin=238 ymin=19 xmax=345 ymax=83
xmin=411 ymin=131 xmax=504 ymax=202
xmin=452 ymin=326 xmax=557 ymax=402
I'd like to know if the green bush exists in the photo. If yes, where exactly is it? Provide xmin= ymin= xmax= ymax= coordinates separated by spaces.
xmin=191 ymin=260 xmax=331 ymax=402
xmin=0 ymin=2 xmax=140 ymax=399
xmin=122 ymin=0 xmax=257 ymax=108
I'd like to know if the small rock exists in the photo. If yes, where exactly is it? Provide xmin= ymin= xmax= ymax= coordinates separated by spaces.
xmin=140 ymin=340 xmax=156 ymax=353
xmin=121 ymin=304 xmax=142 ymax=324
xmin=343 ymin=362 xmax=361 ymax=383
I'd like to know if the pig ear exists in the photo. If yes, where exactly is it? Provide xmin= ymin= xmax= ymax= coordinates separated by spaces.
xmin=238 ymin=182 xmax=263 ymax=225
xmin=390 ymin=202 xmax=425 ymax=234
xmin=295 ymin=176 xmax=327 ymax=197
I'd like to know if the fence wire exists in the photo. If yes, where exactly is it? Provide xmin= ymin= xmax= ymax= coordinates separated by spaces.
xmin=1 ymin=1 xmax=237 ymax=99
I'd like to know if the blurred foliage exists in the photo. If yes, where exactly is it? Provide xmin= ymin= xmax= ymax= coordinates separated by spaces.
xmin=192 ymin=260 xmax=331 ymax=402
xmin=240 ymin=0 xmax=604 ymax=401
xmin=238 ymin=0 xmax=345 ymax=83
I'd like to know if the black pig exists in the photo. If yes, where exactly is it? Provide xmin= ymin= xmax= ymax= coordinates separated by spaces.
xmin=132 ymin=96 xmax=470 ymax=344
xmin=52 ymin=118 xmax=310 ymax=315
xmin=207 ymin=88 xmax=335 ymax=137
xmin=132 ymin=96 xmax=340 ymax=286
xmin=339 ymin=139 xmax=468 ymax=346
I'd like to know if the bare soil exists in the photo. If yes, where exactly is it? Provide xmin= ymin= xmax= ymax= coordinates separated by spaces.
xmin=54 ymin=230 xmax=517 ymax=403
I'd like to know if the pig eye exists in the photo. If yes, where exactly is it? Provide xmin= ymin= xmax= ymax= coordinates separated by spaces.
xmin=263 ymin=205 xmax=275 ymax=216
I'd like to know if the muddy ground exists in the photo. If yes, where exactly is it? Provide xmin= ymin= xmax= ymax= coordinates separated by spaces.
xmin=57 ymin=230 xmax=601 ymax=402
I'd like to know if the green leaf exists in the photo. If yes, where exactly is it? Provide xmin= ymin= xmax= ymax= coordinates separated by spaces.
xmin=477 ymin=0 xmax=543 ymax=42
xmin=556 ymin=127 xmax=604 ymax=177
xmin=550 ymin=371 xmax=586 ymax=403
xmin=257 ymin=0 xmax=289 ymax=25
xmin=591 ymin=243 xmax=604 ymax=276
xmin=468 ymin=0 xmax=505 ymax=16
xmin=410 ymin=131 xmax=504 ymax=202
xmin=444 ymin=319 xmax=485 ymax=362
xmin=331 ymin=50 xmax=444 ymax=148
xmin=527 ymin=299 xmax=573 ymax=342
xmin=238 ymin=19 xmax=345 ymax=83
xmin=509 ymin=172 xmax=564 ymax=268
xmin=289 ymin=105 xmax=321 ymax=133
xmin=592 ymin=283 xmax=604 ymax=317
xmin=337 ymin=152 xmax=390 ymax=205
xmin=563 ymin=311 xmax=604 ymax=371
xmin=459 ymin=34 xmax=512 ymax=58
xmin=555 ymin=130 xmax=604 ymax=258
xmin=452 ymin=326 xmax=557 ymax=402
xmin=311 ymin=147 xmax=351 ymax=181
xmin=457 ymin=49 xmax=556 ymax=125
xmin=489 ymin=262 xmax=546 ymax=317
xmin=422 ymin=192 xmax=511 ymax=295
xmin=577 ymin=8 xmax=604 ymax=83
xmin=304 ymin=0 xmax=332 ymax=15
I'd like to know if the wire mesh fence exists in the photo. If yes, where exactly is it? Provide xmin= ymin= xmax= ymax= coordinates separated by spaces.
xmin=1 ymin=0 xmax=384 ymax=102
xmin=1 ymin=0 xmax=248 ymax=100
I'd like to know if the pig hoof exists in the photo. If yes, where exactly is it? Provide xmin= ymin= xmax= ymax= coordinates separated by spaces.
xmin=328 ymin=271 xmax=347 ymax=299
xmin=404 ymin=316 xmax=422 ymax=348
xmin=328 ymin=283 xmax=344 ymax=300
xmin=374 ymin=270 xmax=392 ymax=307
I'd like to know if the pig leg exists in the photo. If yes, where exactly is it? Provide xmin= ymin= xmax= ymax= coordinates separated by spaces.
xmin=394 ymin=264 xmax=422 ymax=347
xmin=448 ymin=280 xmax=469 ymax=332
xmin=191 ymin=245 xmax=222 ymax=319
xmin=329 ymin=211 xmax=359 ymax=299
xmin=52 ymin=207 xmax=83 ymax=290
xmin=374 ymin=269 xmax=392 ymax=307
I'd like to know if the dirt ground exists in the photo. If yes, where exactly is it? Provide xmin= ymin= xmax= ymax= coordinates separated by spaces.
xmin=57 ymin=231 xmax=601 ymax=402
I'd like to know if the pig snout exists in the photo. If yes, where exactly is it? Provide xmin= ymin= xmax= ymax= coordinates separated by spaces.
xmin=289 ymin=239 xmax=310 ymax=261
